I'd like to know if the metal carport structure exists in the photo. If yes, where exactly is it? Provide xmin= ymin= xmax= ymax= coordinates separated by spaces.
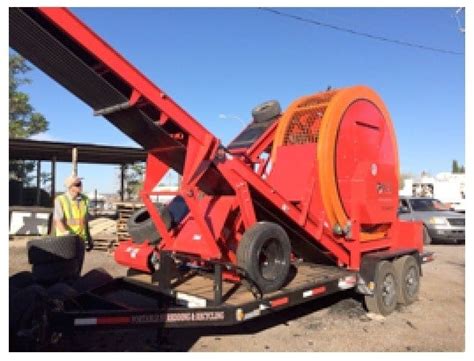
xmin=9 ymin=138 xmax=147 ymax=204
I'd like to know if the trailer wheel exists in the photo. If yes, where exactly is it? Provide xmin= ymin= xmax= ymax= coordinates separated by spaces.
xmin=128 ymin=204 xmax=172 ymax=245
xmin=27 ymin=235 xmax=81 ymax=265
xmin=393 ymin=255 xmax=420 ymax=305
xmin=364 ymin=260 xmax=399 ymax=316
xmin=252 ymin=100 xmax=281 ymax=123
xmin=423 ymin=225 xmax=432 ymax=245
xmin=237 ymin=222 xmax=291 ymax=293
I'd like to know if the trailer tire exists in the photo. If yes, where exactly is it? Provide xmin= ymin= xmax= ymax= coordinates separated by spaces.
xmin=237 ymin=222 xmax=291 ymax=293
xmin=71 ymin=268 xmax=113 ymax=293
xmin=423 ymin=226 xmax=432 ymax=245
xmin=32 ymin=260 xmax=80 ymax=285
xmin=27 ymin=235 xmax=82 ymax=265
xmin=364 ymin=260 xmax=399 ymax=316
xmin=252 ymin=100 xmax=281 ymax=123
xmin=393 ymin=255 xmax=420 ymax=305
xmin=128 ymin=204 xmax=172 ymax=245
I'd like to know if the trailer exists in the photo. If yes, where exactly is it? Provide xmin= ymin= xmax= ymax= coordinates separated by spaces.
xmin=9 ymin=7 xmax=433 ymax=351
xmin=10 ymin=250 xmax=433 ymax=350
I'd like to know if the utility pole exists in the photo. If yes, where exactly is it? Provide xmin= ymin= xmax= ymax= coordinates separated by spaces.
xmin=72 ymin=147 xmax=78 ymax=176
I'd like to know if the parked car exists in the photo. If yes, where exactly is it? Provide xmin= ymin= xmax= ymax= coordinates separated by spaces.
xmin=398 ymin=196 xmax=465 ymax=245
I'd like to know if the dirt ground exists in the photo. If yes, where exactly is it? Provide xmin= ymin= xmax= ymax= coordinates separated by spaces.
xmin=9 ymin=239 xmax=465 ymax=352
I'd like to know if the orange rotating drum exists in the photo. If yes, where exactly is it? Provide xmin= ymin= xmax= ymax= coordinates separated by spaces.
xmin=272 ymin=86 xmax=400 ymax=240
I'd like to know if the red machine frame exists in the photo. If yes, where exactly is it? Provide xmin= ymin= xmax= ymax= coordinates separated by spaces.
xmin=21 ymin=8 xmax=422 ymax=278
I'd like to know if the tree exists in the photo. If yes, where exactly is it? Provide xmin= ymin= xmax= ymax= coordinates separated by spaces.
xmin=9 ymin=54 xmax=48 ymax=138
xmin=120 ymin=163 xmax=145 ymax=200
xmin=9 ymin=53 xmax=49 ymax=184
xmin=452 ymin=160 xmax=459 ymax=173
xmin=452 ymin=160 xmax=465 ymax=174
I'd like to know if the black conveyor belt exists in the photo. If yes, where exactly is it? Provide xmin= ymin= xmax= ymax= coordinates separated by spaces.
xmin=9 ymin=8 xmax=185 ymax=171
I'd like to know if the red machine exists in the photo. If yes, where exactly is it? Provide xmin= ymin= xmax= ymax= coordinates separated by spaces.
xmin=10 ymin=8 xmax=423 ymax=297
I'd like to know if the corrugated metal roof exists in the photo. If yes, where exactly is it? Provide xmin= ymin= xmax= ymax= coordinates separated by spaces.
xmin=9 ymin=138 xmax=147 ymax=164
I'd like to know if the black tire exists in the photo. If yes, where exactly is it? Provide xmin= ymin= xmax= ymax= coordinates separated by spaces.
xmin=71 ymin=268 xmax=113 ymax=293
xmin=364 ymin=261 xmax=399 ymax=316
xmin=27 ymin=235 xmax=81 ymax=264
xmin=128 ymin=204 xmax=172 ymax=245
xmin=251 ymin=100 xmax=281 ymax=123
xmin=423 ymin=226 xmax=432 ymax=245
xmin=393 ymin=255 xmax=420 ymax=305
xmin=47 ymin=282 xmax=79 ymax=300
xmin=10 ymin=284 xmax=49 ymax=351
xmin=32 ymin=260 xmax=80 ymax=285
xmin=9 ymin=271 xmax=35 ymax=290
xmin=237 ymin=222 xmax=291 ymax=294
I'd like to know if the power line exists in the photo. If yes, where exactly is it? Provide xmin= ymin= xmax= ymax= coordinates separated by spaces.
xmin=260 ymin=8 xmax=464 ymax=56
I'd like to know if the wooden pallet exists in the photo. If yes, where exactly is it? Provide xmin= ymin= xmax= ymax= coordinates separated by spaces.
xmin=90 ymin=217 xmax=118 ymax=252
xmin=115 ymin=202 xmax=144 ymax=242
xmin=93 ymin=236 xmax=118 ymax=253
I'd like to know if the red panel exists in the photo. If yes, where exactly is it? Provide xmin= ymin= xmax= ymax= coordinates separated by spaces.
xmin=335 ymin=100 xmax=398 ymax=224
xmin=389 ymin=220 xmax=424 ymax=252
xmin=267 ymin=143 xmax=317 ymax=203
xmin=161 ymin=196 xmax=234 ymax=260
xmin=114 ymin=240 xmax=154 ymax=273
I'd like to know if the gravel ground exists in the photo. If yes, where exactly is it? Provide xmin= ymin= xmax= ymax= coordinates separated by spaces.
xmin=9 ymin=238 xmax=465 ymax=351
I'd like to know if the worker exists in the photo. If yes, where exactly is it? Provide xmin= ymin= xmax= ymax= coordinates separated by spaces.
xmin=53 ymin=175 xmax=94 ymax=251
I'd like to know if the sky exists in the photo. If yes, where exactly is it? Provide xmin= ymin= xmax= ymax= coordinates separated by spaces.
xmin=10 ymin=7 xmax=465 ymax=194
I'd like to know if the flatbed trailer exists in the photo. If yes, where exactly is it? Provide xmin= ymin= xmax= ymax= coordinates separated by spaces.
xmin=9 ymin=247 xmax=432 ymax=350
xmin=52 ymin=261 xmax=355 ymax=332
xmin=48 ymin=250 xmax=432 ymax=335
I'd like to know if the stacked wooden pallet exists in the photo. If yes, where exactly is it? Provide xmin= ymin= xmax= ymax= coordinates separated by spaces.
xmin=115 ymin=202 xmax=144 ymax=242
xmin=89 ymin=217 xmax=118 ymax=252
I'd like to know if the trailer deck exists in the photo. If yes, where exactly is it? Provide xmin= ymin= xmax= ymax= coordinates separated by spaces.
xmin=51 ymin=262 xmax=356 ymax=332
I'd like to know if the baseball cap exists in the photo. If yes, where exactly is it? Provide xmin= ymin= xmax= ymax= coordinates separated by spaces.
xmin=65 ymin=175 xmax=83 ymax=188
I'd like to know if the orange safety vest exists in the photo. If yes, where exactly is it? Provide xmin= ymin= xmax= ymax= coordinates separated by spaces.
xmin=55 ymin=193 xmax=89 ymax=240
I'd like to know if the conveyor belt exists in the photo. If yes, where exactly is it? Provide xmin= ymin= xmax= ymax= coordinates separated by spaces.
xmin=9 ymin=8 xmax=185 ymax=171
xmin=227 ymin=118 xmax=277 ymax=150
